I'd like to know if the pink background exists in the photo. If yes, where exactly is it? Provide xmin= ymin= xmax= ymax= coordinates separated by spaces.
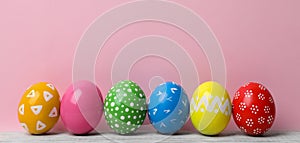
xmin=1 ymin=0 xmax=300 ymax=132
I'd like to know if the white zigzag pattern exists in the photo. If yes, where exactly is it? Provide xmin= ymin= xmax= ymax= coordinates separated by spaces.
xmin=191 ymin=92 xmax=231 ymax=116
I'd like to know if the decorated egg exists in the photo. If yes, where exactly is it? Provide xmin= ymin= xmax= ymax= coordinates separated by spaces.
xmin=104 ymin=80 xmax=147 ymax=134
xmin=148 ymin=82 xmax=190 ymax=134
xmin=190 ymin=81 xmax=231 ymax=135
xmin=18 ymin=82 xmax=60 ymax=134
xmin=60 ymin=80 xmax=103 ymax=134
xmin=232 ymin=82 xmax=275 ymax=136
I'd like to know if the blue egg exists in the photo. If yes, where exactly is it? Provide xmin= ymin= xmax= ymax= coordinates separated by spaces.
xmin=148 ymin=82 xmax=190 ymax=134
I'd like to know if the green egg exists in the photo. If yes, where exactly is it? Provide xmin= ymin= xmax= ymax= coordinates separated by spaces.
xmin=104 ymin=80 xmax=147 ymax=134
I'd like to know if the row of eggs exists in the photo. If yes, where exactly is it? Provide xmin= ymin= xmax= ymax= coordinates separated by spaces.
xmin=18 ymin=80 xmax=275 ymax=136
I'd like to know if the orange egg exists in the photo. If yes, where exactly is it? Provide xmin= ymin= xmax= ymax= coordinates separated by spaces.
xmin=18 ymin=82 xmax=60 ymax=134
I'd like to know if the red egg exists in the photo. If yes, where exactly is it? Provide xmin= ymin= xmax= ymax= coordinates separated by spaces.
xmin=232 ymin=82 xmax=275 ymax=136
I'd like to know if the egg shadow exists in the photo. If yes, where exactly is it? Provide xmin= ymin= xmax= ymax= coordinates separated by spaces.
xmin=100 ymin=131 xmax=152 ymax=136
xmin=29 ymin=132 xmax=61 ymax=136
xmin=257 ymin=131 xmax=286 ymax=137
xmin=172 ymin=131 xmax=194 ymax=136
xmin=192 ymin=131 xmax=237 ymax=137
xmin=71 ymin=132 xmax=100 ymax=136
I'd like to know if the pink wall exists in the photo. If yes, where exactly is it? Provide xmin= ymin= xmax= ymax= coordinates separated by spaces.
xmin=1 ymin=0 xmax=300 ymax=131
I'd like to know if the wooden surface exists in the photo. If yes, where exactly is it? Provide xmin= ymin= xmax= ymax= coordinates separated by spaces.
xmin=1 ymin=131 xmax=299 ymax=143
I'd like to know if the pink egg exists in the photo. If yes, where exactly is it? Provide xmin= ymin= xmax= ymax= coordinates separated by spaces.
xmin=60 ymin=80 xmax=103 ymax=134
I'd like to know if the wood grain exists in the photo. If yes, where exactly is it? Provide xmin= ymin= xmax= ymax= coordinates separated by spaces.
xmin=0 ymin=132 xmax=299 ymax=143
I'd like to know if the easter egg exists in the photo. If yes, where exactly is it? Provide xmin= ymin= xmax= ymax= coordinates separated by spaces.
xmin=190 ymin=81 xmax=231 ymax=135
xmin=232 ymin=82 xmax=275 ymax=136
xmin=18 ymin=82 xmax=60 ymax=134
xmin=104 ymin=80 xmax=147 ymax=134
xmin=60 ymin=80 xmax=103 ymax=134
xmin=148 ymin=82 xmax=190 ymax=134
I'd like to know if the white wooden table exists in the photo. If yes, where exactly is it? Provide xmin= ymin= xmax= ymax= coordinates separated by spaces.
xmin=1 ymin=131 xmax=299 ymax=143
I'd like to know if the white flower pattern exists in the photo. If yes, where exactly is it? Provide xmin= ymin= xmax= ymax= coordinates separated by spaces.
xmin=253 ymin=128 xmax=262 ymax=135
xmin=258 ymin=84 xmax=266 ymax=90
xmin=258 ymin=117 xmax=265 ymax=124
xmin=244 ymin=90 xmax=253 ymax=98
xmin=269 ymin=97 xmax=274 ymax=103
xmin=236 ymin=113 xmax=242 ymax=121
xmin=234 ymin=91 xmax=240 ymax=100
xmin=250 ymin=104 xmax=259 ymax=114
xmin=246 ymin=118 xmax=254 ymax=127
xmin=239 ymin=102 xmax=246 ymax=111
xmin=243 ymin=83 xmax=250 ymax=87
xmin=240 ymin=126 xmax=247 ymax=133
xmin=258 ymin=93 xmax=265 ymax=100
xmin=264 ymin=106 xmax=270 ymax=114
xmin=267 ymin=115 xmax=274 ymax=124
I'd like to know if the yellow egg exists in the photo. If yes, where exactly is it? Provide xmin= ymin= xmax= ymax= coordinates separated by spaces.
xmin=190 ymin=81 xmax=231 ymax=135
xmin=18 ymin=82 xmax=60 ymax=134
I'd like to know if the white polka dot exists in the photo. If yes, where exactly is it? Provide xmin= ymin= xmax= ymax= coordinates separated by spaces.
xmin=115 ymin=124 xmax=119 ymax=128
xmin=110 ymin=108 xmax=114 ymax=111
xmin=131 ymin=128 xmax=135 ymax=131
xmin=111 ymin=102 xmax=115 ymax=107
xmin=125 ymin=84 xmax=129 ymax=87
xmin=121 ymin=105 xmax=124 ymax=108
xmin=133 ymin=116 xmax=137 ymax=119
xmin=127 ymin=89 xmax=132 ymax=92
xmin=114 ymin=96 xmax=116 ymax=99
xmin=115 ymin=107 xmax=119 ymax=111
xmin=105 ymin=102 xmax=108 ymax=106
xmin=114 ymin=113 xmax=118 ymax=116
xmin=127 ymin=121 xmax=131 ymax=125
xmin=120 ymin=116 xmax=125 ymax=120
xmin=139 ymin=93 xmax=143 ymax=98
xmin=109 ymin=114 xmax=112 ymax=118
xmin=139 ymin=115 xmax=141 ymax=118
xmin=130 ymin=102 xmax=134 ymax=107
xmin=131 ymin=110 xmax=134 ymax=113
xmin=123 ymin=93 xmax=127 ymax=97
xmin=116 ymin=89 xmax=120 ymax=92
xmin=128 ymin=115 xmax=131 ymax=118
xmin=135 ymin=88 xmax=138 ymax=91
xmin=125 ymin=108 xmax=129 ymax=112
